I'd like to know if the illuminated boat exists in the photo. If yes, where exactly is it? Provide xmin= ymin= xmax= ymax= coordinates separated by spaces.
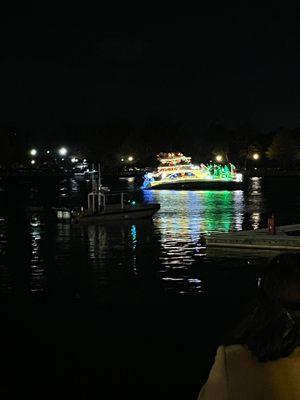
xmin=141 ymin=153 xmax=243 ymax=190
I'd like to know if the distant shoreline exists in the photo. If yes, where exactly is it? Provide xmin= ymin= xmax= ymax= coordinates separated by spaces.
xmin=1 ymin=168 xmax=300 ymax=179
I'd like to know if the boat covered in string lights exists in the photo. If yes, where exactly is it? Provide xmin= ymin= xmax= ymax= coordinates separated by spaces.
xmin=141 ymin=152 xmax=243 ymax=190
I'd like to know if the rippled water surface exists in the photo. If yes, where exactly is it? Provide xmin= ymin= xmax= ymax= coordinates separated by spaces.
xmin=1 ymin=175 xmax=300 ymax=398
xmin=1 ymin=176 xmax=300 ymax=301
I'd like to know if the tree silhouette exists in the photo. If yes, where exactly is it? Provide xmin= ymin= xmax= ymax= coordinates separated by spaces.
xmin=267 ymin=130 xmax=299 ymax=167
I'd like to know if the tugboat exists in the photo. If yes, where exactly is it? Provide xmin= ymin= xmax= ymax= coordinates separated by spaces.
xmin=57 ymin=164 xmax=160 ymax=223
xmin=141 ymin=153 xmax=243 ymax=190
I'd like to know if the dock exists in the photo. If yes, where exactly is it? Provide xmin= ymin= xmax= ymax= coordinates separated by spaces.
xmin=206 ymin=224 xmax=300 ymax=251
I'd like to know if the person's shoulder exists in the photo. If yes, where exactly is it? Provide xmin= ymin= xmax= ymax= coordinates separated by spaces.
xmin=213 ymin=345 xmax=250 ymax=360
xmin=221 ymin=344 xmax=253 ymax=361
xmin=223 ymin=344 xmax=249 ymax=353
xmin=222 ymin=345 xmax=300 ymax=363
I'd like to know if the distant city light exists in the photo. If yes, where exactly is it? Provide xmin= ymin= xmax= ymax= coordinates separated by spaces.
xmin=30 ymin=159 xmax=36 ymax=165
xmin=71 ymin=157 xmax=77 ymax=163
xmin=46 ymin=150 xmax=50 ymax=154
xmin=30 ymin=149 xmax=37 ymax=156
xmin=121 ymin=158 xmax=125 ymax=162
xmin=83 ymin=159 xmax=87 ymax=163
xmin=58 ymin=147 xmax=68 ymax=156
xmin=253 ymin=153 xmax=260 ymax=160
xmin=128 ymin=156 xmax=134 ymax=162
xmin=215 ymin=155 xmax=223 ymax=162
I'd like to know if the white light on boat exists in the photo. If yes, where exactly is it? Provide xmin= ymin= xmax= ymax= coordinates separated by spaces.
xmin=236 ymin=173 xmax=243 ymax=182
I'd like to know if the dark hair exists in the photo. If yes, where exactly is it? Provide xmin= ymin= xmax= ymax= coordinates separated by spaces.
xmin=234 ymin=253 xmax=300 ymax=362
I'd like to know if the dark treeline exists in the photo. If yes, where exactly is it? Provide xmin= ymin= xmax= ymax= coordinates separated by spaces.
xmin=1 ymin=118 xmax=300 ymax=168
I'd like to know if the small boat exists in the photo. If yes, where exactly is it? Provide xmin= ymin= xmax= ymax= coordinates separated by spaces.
xmin=74 ymin=169 xmax=97 ymax=182
xmin=57 ymin=164 xmax=160 ymax=223
xmin=73 ymin=186 xmax=160 ymax=223
xmin=141 ymin=152 xmax=243 ymax=190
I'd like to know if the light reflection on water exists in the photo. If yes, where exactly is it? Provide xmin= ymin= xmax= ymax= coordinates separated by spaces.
xmin=29 ymin=216 xmax=45 ymax=294
xmin=247 ymin=177 xmax=264 ymax=230
xmin=1 ymin=177 xmax=270 ymax=300
xmin=0 ymin=216 xmax=11 ymax=297
xmin=142 ymin=190 xmax=246 ymax=294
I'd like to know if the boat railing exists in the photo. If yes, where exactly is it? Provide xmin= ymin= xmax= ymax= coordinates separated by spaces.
xmin=87 ymin=191 xmax=131 ymax=212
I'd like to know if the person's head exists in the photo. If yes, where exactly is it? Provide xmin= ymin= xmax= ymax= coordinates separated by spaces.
xmin=235 ymin=252 xmax=300 ymax=362
xmin=259 ymin=252 xmax=300 ymax=310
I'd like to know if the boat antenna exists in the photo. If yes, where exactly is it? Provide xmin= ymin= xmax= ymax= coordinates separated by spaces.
xmin=91 ymin=163 xmax=97 ymax=193
xmin=98 ymin=162 xmax=101 ymax=191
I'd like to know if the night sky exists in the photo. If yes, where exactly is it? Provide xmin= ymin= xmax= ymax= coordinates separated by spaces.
xmin=1 ymin=3 xmax=300 ymax=141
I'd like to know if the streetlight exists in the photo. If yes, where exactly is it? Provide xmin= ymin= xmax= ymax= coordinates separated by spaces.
xmin=253 ymin=153 xmax=260 ymax=160
xmin=58 ymin=147 xmax=68 ymax=156
xmin=215 ymin=155 xmax=223 ymax=162
xmin=30 ymin=149 xmax=37 ymax=156
xmin=128 ymin=156 xmax=134 ymax=162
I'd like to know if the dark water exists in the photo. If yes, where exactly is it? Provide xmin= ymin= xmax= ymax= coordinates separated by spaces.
xmin=0 ymin=176 xmax=299 ymax=399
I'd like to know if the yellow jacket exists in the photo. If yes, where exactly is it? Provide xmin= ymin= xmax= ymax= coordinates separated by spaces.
xmin=198 ymin=345 xmax=300 ymax=400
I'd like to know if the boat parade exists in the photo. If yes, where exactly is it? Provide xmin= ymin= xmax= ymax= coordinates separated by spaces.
xmin=52 ymin=151 xmax=245 ymax=224
xmin=141 ymin=152 xmax=243 ymax=190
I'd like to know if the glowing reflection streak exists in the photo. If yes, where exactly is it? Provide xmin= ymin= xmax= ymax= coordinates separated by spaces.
xmin=29 ymin=216 xmax=45 ymax=294
xmin=248 ymin=177 xmax=263 ymax=230
xmin=142 ymin=189 xmax=245 ymax=294
xmin=130 ymin=225 xmax=137 ymax=275
xmin=0 ymin=218 xmax=12 ymax=295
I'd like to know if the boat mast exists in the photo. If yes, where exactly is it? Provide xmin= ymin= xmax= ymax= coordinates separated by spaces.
xmin=98 ymin=162 xmax=101 ymax=191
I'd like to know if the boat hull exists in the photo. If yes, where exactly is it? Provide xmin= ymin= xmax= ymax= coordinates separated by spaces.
xmin=78 ymin=204 xmax=160 ymax=223
xmin=143 ymin=179 xmax=243 ymax=190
